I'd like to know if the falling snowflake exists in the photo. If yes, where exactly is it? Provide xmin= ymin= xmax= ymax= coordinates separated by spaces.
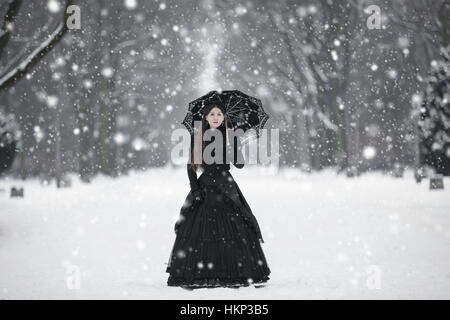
xmin=176 ymin=250 xmax=186 ymax=259
xmin=362 ymin=146 xmax=376 ymax=160
xmin=132 ymin=137 xmax=147 ymax=151
xmin=113 ymin=132 xmax=126 ymax=145
xmin=124 ymin=0 xmax=137 ymax=10
xmin=101 ymin=67 xmax=114 ymax=79
xmin=47 ymin=0 xmax=61 ymax=13
xmin=331 ymin=50 xmax=338 ymax=61
xmin=46 ymin=95 xmax=58 ymax=108
xmin=386 ymin=69 xmax=398 ymax=79
xmin=83 ymin=79 xmax=93 ymax=89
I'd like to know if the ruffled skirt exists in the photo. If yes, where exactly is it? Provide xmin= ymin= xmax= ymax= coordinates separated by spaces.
xmin=166 ymin=180 xmax=271 ymax=288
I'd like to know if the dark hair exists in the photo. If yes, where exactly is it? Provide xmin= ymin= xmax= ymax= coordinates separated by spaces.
xmin=190 ymin=103 xmax=227 ymax=172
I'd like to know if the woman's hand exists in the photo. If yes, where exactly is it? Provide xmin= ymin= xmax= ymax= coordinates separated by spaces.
xmin=192 ymin=188 xmax=205 ymax=202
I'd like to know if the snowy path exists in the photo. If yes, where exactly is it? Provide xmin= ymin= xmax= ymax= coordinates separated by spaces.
xmin=1 ymin=167 xmax=450 ymax=299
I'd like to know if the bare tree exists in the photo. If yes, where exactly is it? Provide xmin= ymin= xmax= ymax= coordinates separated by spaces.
xmin=0 ymin=0 xmax=74 ymax=90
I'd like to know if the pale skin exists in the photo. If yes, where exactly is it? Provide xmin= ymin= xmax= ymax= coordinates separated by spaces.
xmin=205 ymin=107 xmax=224 ymax=129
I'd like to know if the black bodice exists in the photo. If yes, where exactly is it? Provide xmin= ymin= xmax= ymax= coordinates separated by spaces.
xmin=187 ymin=123 xmax=244 ymax=191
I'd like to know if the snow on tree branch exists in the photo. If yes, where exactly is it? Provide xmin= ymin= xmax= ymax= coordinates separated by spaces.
xmin=0 ymin=22 xmax=64 ymax=87
xmin=0 ymin=0 xmax=73 ymax=90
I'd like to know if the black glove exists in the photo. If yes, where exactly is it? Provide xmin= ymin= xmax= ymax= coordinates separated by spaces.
xmin=192 ymin=188 xmax=205 ymax=202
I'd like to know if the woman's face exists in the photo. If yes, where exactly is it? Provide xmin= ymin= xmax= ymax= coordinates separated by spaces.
xmin=205 ymin=107 xmax=224 ymax=129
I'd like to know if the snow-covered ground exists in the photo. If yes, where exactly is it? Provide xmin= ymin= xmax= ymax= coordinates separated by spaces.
xmin=1 ymin=166 xmax=450 ymax=299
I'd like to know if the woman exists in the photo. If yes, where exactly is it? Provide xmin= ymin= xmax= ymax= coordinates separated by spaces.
xmin=165 ymin=103 xmax=271 ymax=289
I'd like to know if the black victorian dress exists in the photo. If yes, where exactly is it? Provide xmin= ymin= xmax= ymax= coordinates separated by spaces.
xmin=166 ymin=124 xmax=271 ymax=288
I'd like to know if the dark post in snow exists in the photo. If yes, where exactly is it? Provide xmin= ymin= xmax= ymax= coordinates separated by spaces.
xmin=429 ymin=174 xmax=444 ymax=190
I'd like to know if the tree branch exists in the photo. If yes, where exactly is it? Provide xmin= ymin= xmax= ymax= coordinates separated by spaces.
xmin=0 ymin=0 xmax=74 ymax=91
